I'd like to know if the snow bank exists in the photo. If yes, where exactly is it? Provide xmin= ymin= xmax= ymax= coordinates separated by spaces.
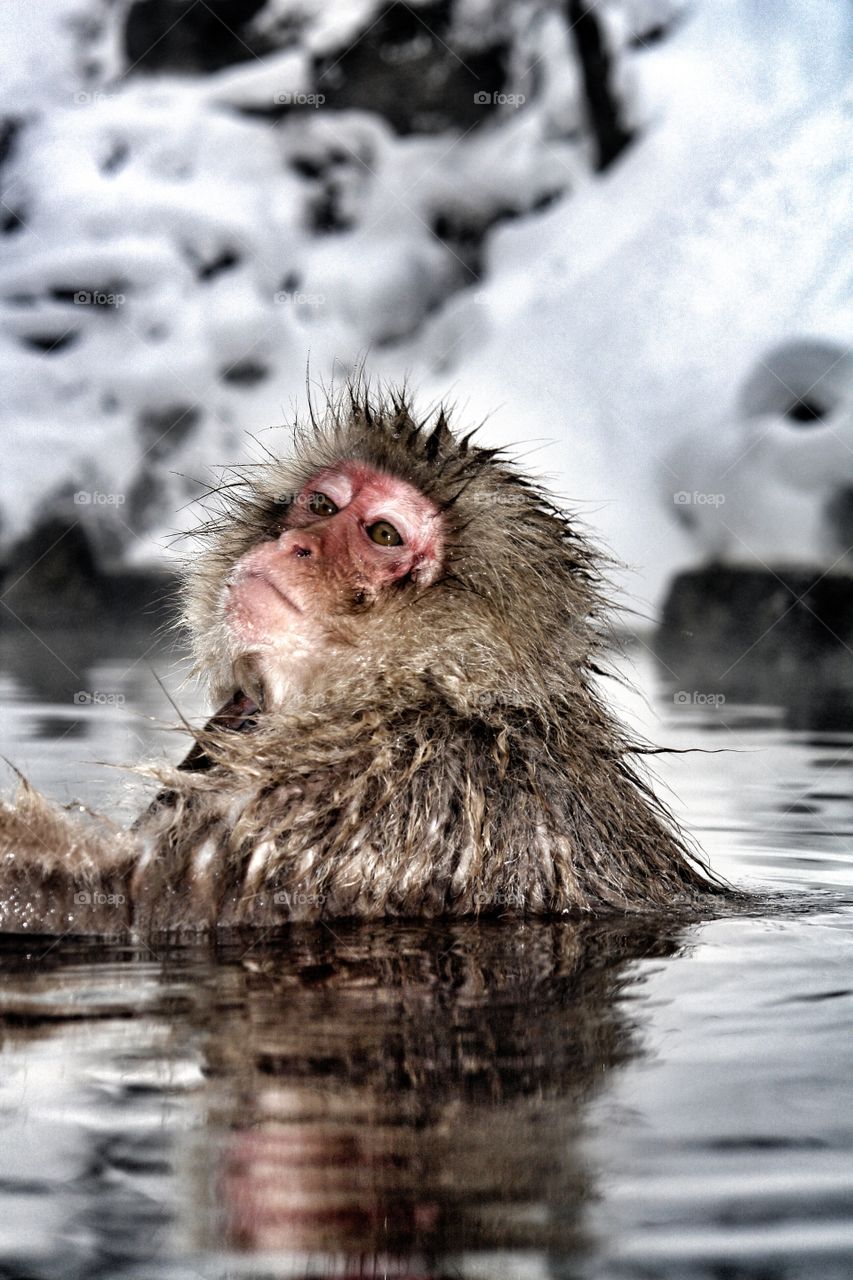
xmin=0 ymin=0 xmax=850 ymax=608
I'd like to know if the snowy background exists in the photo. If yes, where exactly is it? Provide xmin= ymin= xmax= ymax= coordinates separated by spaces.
xmin=1 ymin=0 xmax=852 ymax=614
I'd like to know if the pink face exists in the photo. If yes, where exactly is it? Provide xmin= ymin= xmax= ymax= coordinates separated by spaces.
xmin=223 ymin=461 xmax=443 ymax=701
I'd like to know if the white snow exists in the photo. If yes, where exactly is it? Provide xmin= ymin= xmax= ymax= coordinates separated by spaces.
xmin=0 ymin=0 xmax=851 ymax=607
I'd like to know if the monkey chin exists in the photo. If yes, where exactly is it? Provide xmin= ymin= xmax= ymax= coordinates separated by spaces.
xmin=224 ymin=579 xmax=330 ymax=713
xmin=230 ymin=649 xmax=321 ymax=714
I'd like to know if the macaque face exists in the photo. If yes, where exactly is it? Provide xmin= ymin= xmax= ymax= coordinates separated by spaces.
xmin=223 ymin=461 xmax=444 ymax=707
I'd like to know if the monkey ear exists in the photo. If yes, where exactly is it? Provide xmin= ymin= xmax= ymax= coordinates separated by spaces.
xmin=424 ymin=409 xmax=453 ymax=463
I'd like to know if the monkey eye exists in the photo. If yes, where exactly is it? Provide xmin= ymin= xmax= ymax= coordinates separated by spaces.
xmin=309 ymin=492 xmax=338 ymax=518
xmin=367 ymin=519 xmax=403 ymax=547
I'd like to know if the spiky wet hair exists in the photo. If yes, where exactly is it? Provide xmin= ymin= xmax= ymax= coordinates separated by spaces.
xmin=0 ymin=387 xmax=729 ymax=931
xmin=184 ymin=383 xmax=612 ymax=711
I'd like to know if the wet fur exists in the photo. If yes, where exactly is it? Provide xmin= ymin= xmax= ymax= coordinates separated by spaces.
xmin=0 ymin=385 xmax=728 ymax=933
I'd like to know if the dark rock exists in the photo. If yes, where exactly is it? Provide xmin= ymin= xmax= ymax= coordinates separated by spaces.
xmin=290 ymin=156 xmax=325 ymax=181
xmin=739 ymin=340 xmax=851 ymax=421
xmin=0 ymin=517 xmax=178 ymax=630
xmin=125 ymin=405 xmax=201 ymax=534
xmin=137 ymin=404 xmax=200 ymax=462
xmin=785 ymin=397 xmax=827 ymax=424
xmin=825 ymin=488 xmax=853 ymax=555
xmin=100 ymin=140 xmax=131 ymax=175
xmin=430 ymin=207 xmax=517 ymax=278
xmin=307 ymin=182 xmax=356 ymax=235
xmin=1 ymin=519 xmax=105 ymax=621
xmin=220 ymin=360 xmax=269 ymax=387
xmin=286 ymin=140 xmax=376 ymax=235
xmin=0 ymin=116 xmax=21 ymax=167
xmin=49 ymin=284 xmax=129 ymax=306
xmin=657 ymin=565 xmax=853 ymax=708
xmin=627 ymin=11 xmax=684 ymax=49
xmin=124 ymin=0 xmax=268 ymax=74
xmin=0 ymin=205 xmax=25 ymax=235
xmin=0 ymin=118 xmax=25 ymax=232
xmin=125 ymin=470 xmax=162 ymax=534
xmin=566 ymin=0 xmax=635 ymax=171
xmin=195 ymin=248 xmax=241 ymax=281
xmin=314 ymin=0 xmax=509 ymax=136
xmin=19 ymin=331 xmax=80 ymax=353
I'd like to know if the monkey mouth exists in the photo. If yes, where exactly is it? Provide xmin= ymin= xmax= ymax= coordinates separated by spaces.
xmin=240 ymin=570 xmax=302 ymax=614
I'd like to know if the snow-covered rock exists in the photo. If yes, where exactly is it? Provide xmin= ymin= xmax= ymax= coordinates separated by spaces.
xmin=0 ymin=0 xmax=850 ymax=613
xmin=667 ymin=340 xmax=853 ymax=567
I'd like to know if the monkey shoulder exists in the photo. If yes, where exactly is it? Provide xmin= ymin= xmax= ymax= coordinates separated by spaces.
xmin=129 ymin=706 xmax=557 ymax=925
xmin=129 ymin=702 xmax=711 ymax=925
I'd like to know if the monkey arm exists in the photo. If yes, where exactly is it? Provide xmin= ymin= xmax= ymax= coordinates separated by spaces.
xmin=0 ymin=777 xmax=135 ymax=935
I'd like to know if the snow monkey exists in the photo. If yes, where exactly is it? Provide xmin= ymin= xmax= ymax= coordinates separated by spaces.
xmin=0 ymin=386 xmax=727 ymax=934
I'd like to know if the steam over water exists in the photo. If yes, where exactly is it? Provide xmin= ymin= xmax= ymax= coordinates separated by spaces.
xmin=0 ymin=629 xmax=851 ymax=1279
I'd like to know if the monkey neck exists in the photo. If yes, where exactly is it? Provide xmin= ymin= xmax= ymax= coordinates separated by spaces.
xmin=229 ymin=648 xmax=330 ymax=714
xmin=178 ymin=689 xmax=260 ymax=773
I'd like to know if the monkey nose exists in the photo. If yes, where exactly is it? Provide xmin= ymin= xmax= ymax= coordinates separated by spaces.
xmin=278 ymin=526 xmax=320 ymax=559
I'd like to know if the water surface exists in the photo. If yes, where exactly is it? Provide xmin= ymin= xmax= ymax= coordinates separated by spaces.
xmin=0 ymin=626 xmax=851 ymax=1279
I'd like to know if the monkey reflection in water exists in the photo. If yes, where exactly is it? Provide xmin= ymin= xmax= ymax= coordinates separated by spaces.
xmin=0 ymin=918 xmax=686 ymax=1271
xmin=0 ymin=386 xmax=729 ymax=932
xmin=200 ymin=919 xmax=681 ymax=1266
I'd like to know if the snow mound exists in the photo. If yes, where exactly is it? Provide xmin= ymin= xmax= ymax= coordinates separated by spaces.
xmin=0 ymin=0 xmax=850 ymax=611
